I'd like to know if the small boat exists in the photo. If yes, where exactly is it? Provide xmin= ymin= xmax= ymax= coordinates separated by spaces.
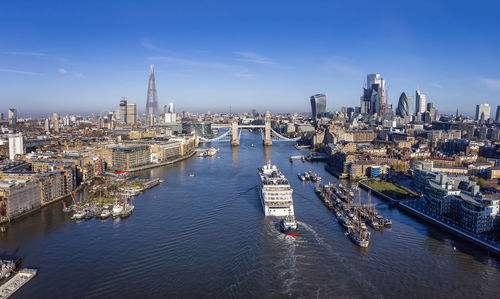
xmin=112 ymin=204 xmax=123 ymax=218
xmin=279 ymin=214 xmax=299 ymax=236
xmin=189 ymin=174 xmax=195 ymax=177
xmin=120 ymin=202 xmax=134 ymax=218
xmin=71 ymin=211 xmax=85 ymax=220
xmin=366 ymin=218 xmax=381 ymax=229
xmin=298 ymin=174 xmax=306 ymax=181
xmin=100 ymin=209 xmax=112 ymax=219
xmin=384 ymin=218 xmax=392 ymax=227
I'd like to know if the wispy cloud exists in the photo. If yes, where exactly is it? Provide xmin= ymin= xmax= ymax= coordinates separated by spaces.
xmin=480 ymin=77 xmax=500 ymax=89
xmin=0 ymin=68 xmax=41 ymax=75
xmin=141 ymin=38 xmax=175 ymax=54
xmin=58 ymin=68 xmax=85 ymax=78
xmin=431 ymin=83 xmax=443 ymax=88
xmin=4 ymin=51 xmax=69 ymax=63
xmin=148 ymin=56 xmax=234 ymax=69
xmin=4 ymin=51 xmax=47 ymax=56
xmin=232 ymin=71 xmax=256 ymax=78
xmin=234 ymin=51 xmax=275 ymax=65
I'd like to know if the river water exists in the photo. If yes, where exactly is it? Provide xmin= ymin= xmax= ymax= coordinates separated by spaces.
xmin=1 ymin=131 xmax=499 ymax=298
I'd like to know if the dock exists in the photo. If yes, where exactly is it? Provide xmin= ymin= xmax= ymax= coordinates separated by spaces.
xmin=0 ymin=269 xmax=37 ymax=299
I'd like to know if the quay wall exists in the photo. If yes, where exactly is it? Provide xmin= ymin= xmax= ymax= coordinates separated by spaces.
xmin=398 ymin=202 xmax=500 ymax=257
xmin=358 ymin=180 xmax=500 ymax=256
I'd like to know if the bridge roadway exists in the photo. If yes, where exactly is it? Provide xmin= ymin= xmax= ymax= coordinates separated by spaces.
xmin=211 ymin=124 xmax=264 ymax=129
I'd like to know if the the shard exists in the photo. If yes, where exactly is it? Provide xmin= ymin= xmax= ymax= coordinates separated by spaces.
xmin=146 ymin=64 xmax=159 ymax=116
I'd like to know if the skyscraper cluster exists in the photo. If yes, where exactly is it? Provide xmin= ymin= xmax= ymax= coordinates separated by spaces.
xmin=360 ymin=74 xmax=386 ymax=116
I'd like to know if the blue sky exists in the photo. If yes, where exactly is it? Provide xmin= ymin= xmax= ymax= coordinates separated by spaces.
xmin=1 ymin=0 xmax=499 ymax=116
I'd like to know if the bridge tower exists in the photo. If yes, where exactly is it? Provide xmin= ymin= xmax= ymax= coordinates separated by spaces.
xmin=263 ymin=110 xmax=272 ymax=146
xmin=231 ymin=118 xmax=240 ymax=146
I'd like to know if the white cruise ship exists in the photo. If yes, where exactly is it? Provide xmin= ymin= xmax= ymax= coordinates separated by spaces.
xmin=258 ymin=161 xmax=295 ymax=217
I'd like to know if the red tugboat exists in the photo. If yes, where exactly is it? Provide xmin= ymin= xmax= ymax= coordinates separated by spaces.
xmin=279 ymin=213 xmax=299 ymax=236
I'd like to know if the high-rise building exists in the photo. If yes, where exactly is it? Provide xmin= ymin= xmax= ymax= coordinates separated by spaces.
xmin=126 ymin=103 xmax=137 ymax=125
xmin=44 ymin=118 xmax=50 ymax=132
xmin=8 ymin=108 xmax=17 ymax=125
xmin=310 ymin=94 xmax=327 ymax=122
xmin=63 ymin=115 xmax=70 ymax=126
xmin=495 ymin=105 xmax=500 ymax=123
xmin=9 ymin=133 xmax=23 ymax=160
xmin=53 ymin=113 xmax=60 ymax=132
xmin=360 ymin=74 xmax=386 ymax=116
xmin=0 ymin=113 xmax=4 ymax=120
xmin=146 ymin=64 xmax=159 ymax=118
xmin=415 ymin=90 xmax=426 ymax=115
xmin=164 ymin=102 xmax=176 ymax=123
xmin=119 ymin=98 xmax=128 ymax=123
xmin=475 ymin=104 xmax=491 ymax=122
xmin=396 ymin=92 xmax=413 ymax=118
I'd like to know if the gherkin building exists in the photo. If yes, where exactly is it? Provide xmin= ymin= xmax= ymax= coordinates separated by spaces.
xmin=396 ymin=92 xmax=412 ymax=118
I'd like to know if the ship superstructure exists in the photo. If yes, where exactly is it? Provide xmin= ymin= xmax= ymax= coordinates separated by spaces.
xmin=258 ymin=161 xmax=295 ymax=217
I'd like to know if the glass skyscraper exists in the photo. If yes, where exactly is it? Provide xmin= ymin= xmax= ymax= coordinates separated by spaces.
xmin=396 ymin=92 xmax=413 ymax=118
xmin=310 ymin=94 xmax=327 ymax=122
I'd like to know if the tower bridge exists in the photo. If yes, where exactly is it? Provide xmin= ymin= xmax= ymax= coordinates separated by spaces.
xmin=197 ymin=111 xmax=301 ymax=146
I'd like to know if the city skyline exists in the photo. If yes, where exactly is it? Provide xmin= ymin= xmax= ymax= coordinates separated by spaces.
xmin=1 ymin=1 xmax=500 ymax=115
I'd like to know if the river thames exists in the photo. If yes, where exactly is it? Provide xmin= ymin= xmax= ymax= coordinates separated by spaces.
xmin=1 ymin=131 xmax=499 ymax=298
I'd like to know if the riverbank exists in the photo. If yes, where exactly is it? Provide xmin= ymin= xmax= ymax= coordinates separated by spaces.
xmin=126 ymin=150 xmax=196 ymax=173
xmin=399 ymin=201 xmax=500 ymax=256
xmin=0 ymin=183 xmax=84 ymax=225
xmin=1 ymin=151 xmax=195 ymax=226
xmin=359 ymin=180 xmax=500 ymax=257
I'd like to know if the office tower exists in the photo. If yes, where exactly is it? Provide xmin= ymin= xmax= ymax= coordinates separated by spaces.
xmin=496 ymin=105 xmax=500 ymax=123
xmin=310 ymin=94 xmax=327 ymax=122
xmin=164 ymin=102 xmax=176 ymax=123
xmin=120 ymin=98 xmax=128 ymax=123
xmin=146 ymin=64 xmax=159 ymax=117
xmin=346 ymin=107 xmax=355 ymax=120
xmin=475 ymin=104 xmax=491 ymax=122
xmin=45 ymin=118 xmax=50 ymax=132
xmin=0 ymin=113 xmax=3 ymax=120
xmin=53 ymin=113 xmax=60 ymax=132
xmin=360 ymin=74 xmax=386 ymax=116
xmin=9 ymin=133 xmax=23 ymax=160
xmin=396 ymin=92 xmax=413 ymax=118
xmin=415 ymin=90 xmax=426 ymax=115
xmin=63 ymin=115 xmax=70 ymax=126
xmin=8 ymin=108 xmax=17 ymax=125
xmin=126 ymin=103 xmax=137 ymax=124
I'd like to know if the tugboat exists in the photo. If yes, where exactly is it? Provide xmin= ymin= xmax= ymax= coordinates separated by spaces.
xmin=279 ymin=214 xmax=299 ymax=236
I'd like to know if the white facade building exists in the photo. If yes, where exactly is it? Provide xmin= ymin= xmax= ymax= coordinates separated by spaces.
xmin=475 ymin=103 xmax=491 ymax=121
xmin=8 ymin=133 xmax=24 ymax=160
xmin=415 ymin=90 xmax=426 ymax=115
